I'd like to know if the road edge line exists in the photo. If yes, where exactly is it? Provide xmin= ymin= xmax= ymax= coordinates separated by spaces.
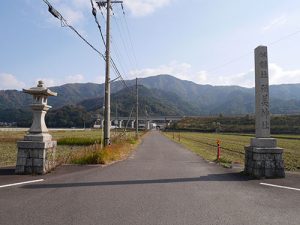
xmin=260 ymin=182 xmax=300 ymax=191
xmin=0 ymin=179 xmax=44 ymax=189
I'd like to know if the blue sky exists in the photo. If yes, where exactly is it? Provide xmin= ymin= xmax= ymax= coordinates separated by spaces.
xmin=1 ymin=0 xmax=300 ymax=90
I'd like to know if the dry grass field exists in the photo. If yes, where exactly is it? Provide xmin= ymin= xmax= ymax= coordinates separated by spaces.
xmin=164 ymin=132 xmax=300 ymax=171
xmin=0 ymin=129 xmax=138 ymax=167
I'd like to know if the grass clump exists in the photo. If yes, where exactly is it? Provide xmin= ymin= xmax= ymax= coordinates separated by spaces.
xmin=214 ymin=158 xmax=233 ymax=168
xmin=69 ymin=133 xmax=142 ymax=165
xmin=57 ymin=137 xmax=101 ymax=146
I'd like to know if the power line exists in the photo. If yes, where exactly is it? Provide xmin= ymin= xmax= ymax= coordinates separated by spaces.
xmin=123 ymin=105 xmax=135 ymax=132
xmin=269 ymin=28 xmax=300 ymax=46
xmin=90 ymin=0 xmax=106 ymax=47
xmin=98 ymin=4 xmax=139 ymax=82
xmin=207 ymin=51 xmax=252 ymax=74
xmin=111 ymin=7 xmax=140 ymax=80
xmin=112 ymin=16 xmax=136 ymax=73
xmin=98 ymin=7 xmax=130 ymax=80
xmin=91 ymin=1 xmax=132 ymax=93
xmin=207 ymin=27 xmax=300 ymax=74
xmin=42 ymin=0 xmax=106 ymax=61
xmin=110 ymin=35 xmax=131 ymax=77
xmin=122 ymin=8 xmax=139 ymax=70
xmin=96 ymin=3 xmax=132 ymax=83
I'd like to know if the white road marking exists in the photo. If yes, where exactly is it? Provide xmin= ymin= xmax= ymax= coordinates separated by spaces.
xmin=0 ymin=179 xmax=44 ymax=189
xmin=260 ymin=183 xmax=300 ymax=192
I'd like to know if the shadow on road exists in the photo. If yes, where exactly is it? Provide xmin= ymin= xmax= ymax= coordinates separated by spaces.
xmin=0 ymin=168 xmax=15 ymax=176
xmin=23 ymin=172 xmax=251 ymax=189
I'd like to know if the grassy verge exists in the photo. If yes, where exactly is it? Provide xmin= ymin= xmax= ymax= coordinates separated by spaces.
xmin=164 ymin=132 xmax=300 ymax=171
xmin=0 ymin=130 xmax=142 ymax=167
xmin=68 ymin=133 xmax=141 ymax=165
xmin=0 ymin=131 xmax=25 ymax=167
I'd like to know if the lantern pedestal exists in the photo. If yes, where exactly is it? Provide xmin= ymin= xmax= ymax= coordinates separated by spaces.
xmin=16 ymin=140 xmax=57 ymax=175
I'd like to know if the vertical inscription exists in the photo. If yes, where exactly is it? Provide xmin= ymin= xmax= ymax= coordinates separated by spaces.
xmin=255 ymin=46 xmax=270 ymax=138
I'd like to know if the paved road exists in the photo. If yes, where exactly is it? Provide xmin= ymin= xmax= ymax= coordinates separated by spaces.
xmin=0 ymin=131 xmax=299 ymax=225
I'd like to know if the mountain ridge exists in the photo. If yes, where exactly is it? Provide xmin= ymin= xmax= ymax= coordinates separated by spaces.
xmin=1 ymin=74 xmax=300 ymax=119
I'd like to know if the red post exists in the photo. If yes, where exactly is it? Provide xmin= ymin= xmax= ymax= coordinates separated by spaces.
xmin=216 ymin=140 xmax=221 ymax=161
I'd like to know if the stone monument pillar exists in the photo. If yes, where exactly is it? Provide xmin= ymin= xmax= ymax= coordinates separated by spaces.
xmin=16 ymin=81 xmax=58 ymax=175
xmin=244 ymin=46 xmax=285 ymax=178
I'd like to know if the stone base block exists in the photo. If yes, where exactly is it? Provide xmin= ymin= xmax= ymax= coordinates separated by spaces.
xmin=244 ymin=146 xmax=285 ymax=179
xmin=15 ymin=140 xmax=57 ymax=175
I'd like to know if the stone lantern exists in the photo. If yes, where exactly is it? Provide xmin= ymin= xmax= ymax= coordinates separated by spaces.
xmin=16 ymin=81 xmax=58 ymax=175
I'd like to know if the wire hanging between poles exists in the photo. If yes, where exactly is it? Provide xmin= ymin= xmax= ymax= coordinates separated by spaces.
xmin=42 ymin=0 xmax=106 ymax=61
xmin=91 ymin=1 xmax=134 ymax=95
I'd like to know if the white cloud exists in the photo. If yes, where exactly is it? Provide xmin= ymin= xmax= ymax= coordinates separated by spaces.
xmin=35 ymin=74 xmax=85 ymax=87
xmin=0 ymin=73 xmax=25 ymax=90
xmin=129 ymin=61 xmax=255 ymax=86
xmin=34 ymin=78 xmax=58 ymax=87
xmin=59 ymin=5 xmax=84 ymax=25
xmin=269 ymin=63 xmax=300 ymax=85
xmin=5 ymin=63 xmax=299 ymax=90
xmin=129 ymin=61 xmax=191 ymax=79
xmin=72 ymin=0 xmax=92 ymax=9
xmin=262 ymin=15 xmax=287 ymax=32
xmin=93 ymin=75 xmax=105 ymax=84
xmin=211 ymin=70 xmax=255 ymax=87
xmin=31 ymin=63 xmax=300 ymax=88
xmin=37 ymin=0 xmax=171 ymax=27
xmin=124 ymin=0 xmax=173 ymax=17
xmin=65 ymin=74 xmax=85 ymax=83
xmin=129 ymin=61 xmax=300 ymax=87
xmin=38 ymin=0 xmax=93 ymax=26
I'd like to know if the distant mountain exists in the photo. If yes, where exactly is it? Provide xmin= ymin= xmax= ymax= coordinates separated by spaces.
xmin=0 ymin=83 xmax=98 ymax=109
xmin=1 ymin=75 xmax=300 ymax=126
xmin=1 ymin=85 xmax=199 ymax=127
xmin=49 ymin=83 xmax=103 ymax=108
xmin=78 ymin=85 xmax=201 ymax=117
xmin=0 ymin=90 xmax=32 ymax=110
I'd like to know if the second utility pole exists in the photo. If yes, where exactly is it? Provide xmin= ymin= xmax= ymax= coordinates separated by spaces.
xmin=104 ymin=0 xmax=111 ymax=146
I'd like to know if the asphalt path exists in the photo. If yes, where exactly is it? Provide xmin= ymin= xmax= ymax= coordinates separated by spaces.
xmin=0 ymin=131 xmax=299 ymax=225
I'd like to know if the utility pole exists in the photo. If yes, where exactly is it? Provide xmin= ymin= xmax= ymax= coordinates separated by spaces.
xmin=136 ymin=77 xmax=139 ymax=138
xmin=102 ymin=0 xmax=111 ymax=146
xmin=97 ymin=0 xmax=123 ymax=146
xmin=115 ymin=100 xmax=118 ymax=135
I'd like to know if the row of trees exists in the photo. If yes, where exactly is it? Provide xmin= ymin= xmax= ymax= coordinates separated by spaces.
xmin=170 ymin=115 xmax=300 ymax=134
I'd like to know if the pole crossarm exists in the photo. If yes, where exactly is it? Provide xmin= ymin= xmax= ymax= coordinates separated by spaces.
xmin=96 ymin=1 xmax=123 ymax=6
xmin=96 ymin=0 xmax=123 ymax=9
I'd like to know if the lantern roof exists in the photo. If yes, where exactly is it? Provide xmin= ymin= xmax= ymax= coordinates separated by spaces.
xmin=23 ymin=81 xmax=57 ymax=97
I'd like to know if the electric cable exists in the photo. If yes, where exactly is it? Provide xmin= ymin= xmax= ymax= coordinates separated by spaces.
xmin=42 ymin=0 xmax=106 ymax=61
